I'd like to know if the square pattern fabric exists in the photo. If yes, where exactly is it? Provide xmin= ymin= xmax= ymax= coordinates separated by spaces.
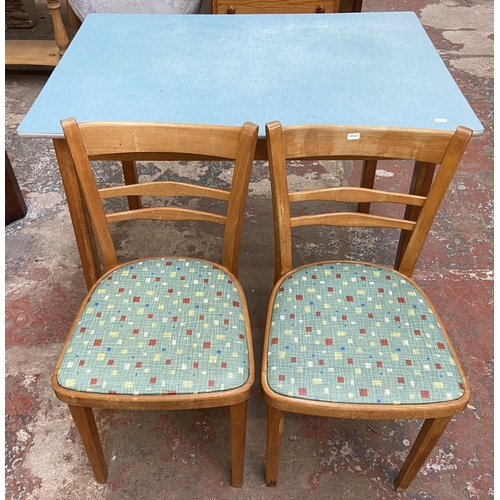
xmin=58 ymin=258 xmax=249 ymax=395
xmin=267 ymin=262 xmax=465 ymax=404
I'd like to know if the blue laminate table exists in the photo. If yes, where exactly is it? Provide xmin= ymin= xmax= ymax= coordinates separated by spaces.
xmin=18 ymin=12 xmax=482 ymax=287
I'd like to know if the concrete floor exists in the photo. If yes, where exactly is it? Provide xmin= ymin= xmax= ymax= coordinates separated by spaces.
xmin=5 ymin=0 xmax=493 ymax=499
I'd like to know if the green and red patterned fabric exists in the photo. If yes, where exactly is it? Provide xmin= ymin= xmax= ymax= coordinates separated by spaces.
xmin=266 ymin=262 xmax=465 ymax=405
xmin=57 ymin=258 xmax=250 ymax=395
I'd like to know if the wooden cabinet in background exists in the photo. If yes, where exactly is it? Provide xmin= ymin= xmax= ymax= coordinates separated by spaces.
xmin=211 ymin=0 xmax=362 ymax=14
xmin=212 ymin=0 xmax=340 ymax=14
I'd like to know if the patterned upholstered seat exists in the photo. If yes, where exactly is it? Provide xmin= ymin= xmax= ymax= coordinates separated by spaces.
xmin=267 ymin=262 xmax=464 ymax=405
xmin=58 ymin=258 xmax=249 ymax=395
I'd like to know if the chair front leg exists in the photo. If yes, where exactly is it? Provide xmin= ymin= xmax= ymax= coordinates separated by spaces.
xmin=68 ymin=405 xmax=108 ymax=483
xmin=230 ymin=401 xmax=248 ymax=487
xmin=265 ymin=405 xmax=284 ymax=487
xmin=394 ymin=416 xmax=452 ymax=492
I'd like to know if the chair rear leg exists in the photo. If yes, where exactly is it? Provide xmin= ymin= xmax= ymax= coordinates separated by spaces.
xmin=394 ymin=416 xmax=452 ymax=492
xmin=68 ymin=405 xmax=108 ymax=483
xmin=230 ymin=401 xmax=248 ymax=487
xmin=265 ymin=405 xmax=284 ymax=487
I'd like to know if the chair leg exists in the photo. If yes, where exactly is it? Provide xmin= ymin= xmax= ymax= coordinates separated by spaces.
xmin=230 ymin=401 xmax=248 ymax=487
xmin=394 ymin=416 xmax=452 ymax=492
xmin=265 ymin=405 xmax=284 ymax=487
xmin=67 ymin=405 xmax=108 ymax=483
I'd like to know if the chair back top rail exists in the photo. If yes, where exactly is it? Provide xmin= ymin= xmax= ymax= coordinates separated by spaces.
xmin=281 ymin=125 xmax=458 ymax=164
xmin=76 ymin=121 xmax=247 ymax=158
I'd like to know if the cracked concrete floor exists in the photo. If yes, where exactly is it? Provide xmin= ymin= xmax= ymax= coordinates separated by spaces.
xmin=5 ymin=0 xmax=493 ymax=498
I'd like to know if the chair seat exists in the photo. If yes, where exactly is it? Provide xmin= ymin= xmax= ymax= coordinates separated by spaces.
xmin=266 ymin=262 xmax=465 ymax=405
xmin=57 ymin=257 xmax=250 ymax=395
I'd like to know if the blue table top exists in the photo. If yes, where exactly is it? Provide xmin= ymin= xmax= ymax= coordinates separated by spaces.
xmin=17 ymin=12 xmax=483 ymax=138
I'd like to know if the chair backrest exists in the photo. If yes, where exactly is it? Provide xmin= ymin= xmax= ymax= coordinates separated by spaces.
xmin=61 ymin=118 xmax=258 ymax=277
xmin=266 ymin=121 xmax=472 ymax=282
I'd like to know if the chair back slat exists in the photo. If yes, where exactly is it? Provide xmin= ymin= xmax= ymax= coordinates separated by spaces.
xmin=61 ymin=118 xmax=258 ymax=278
xmin=289 ymin=187 xmax=426 ymax=207
xmin=291 ymin=213 xmax=416 ymax=231
xmin=99 ymin=182 xmax=230 ymax=201
xmin=266 ymin=121 xmax=472 ymax=282
xmin=106 ymin=208 xmax=226 ymax=225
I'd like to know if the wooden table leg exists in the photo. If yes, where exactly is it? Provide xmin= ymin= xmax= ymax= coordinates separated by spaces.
xmin=357 ymin=159 xmax=377 ymax=213
xmin=53 ymin=139 xmax=101 ymax=290
xmin=5 ymin=151 xmax=27 ymax=225
xmin=395 ymin=161 xmax=436 ymax=269
xmin=352 ymin=0 xmax=363 ymax=12
xmin=122 ymin=160 xmax=142 ymax=210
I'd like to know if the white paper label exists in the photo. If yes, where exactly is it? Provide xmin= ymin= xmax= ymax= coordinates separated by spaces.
xmin=434 ymin=118 xmax=448 ymax=123
xmin=347 ymin=133 xmax=360 ymax=140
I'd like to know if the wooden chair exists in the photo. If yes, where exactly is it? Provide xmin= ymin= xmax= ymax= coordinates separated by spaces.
xmin=262 ymin=121 xmax=472 ymax=491
xmin=52 ymin=118 xmax=258 ymax=486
